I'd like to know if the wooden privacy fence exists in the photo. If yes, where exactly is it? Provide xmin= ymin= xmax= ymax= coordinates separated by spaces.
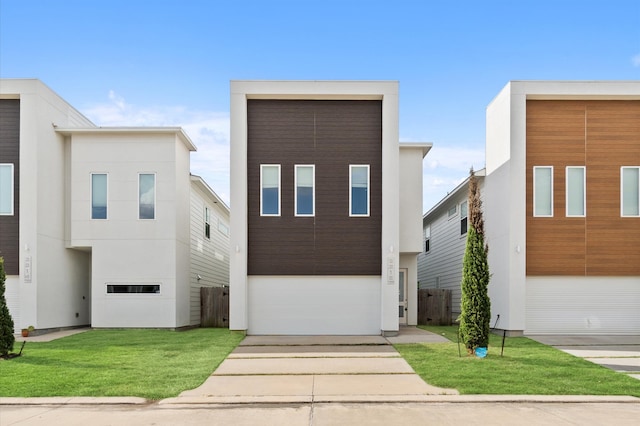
xmin=200 ymin=286 xmax=229 ymax=328
xmin=418 ymin=288 xmax=452 ymax=326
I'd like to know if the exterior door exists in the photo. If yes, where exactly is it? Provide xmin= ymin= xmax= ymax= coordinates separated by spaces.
xmin=399 ymin=268 xmax=408 ymax=325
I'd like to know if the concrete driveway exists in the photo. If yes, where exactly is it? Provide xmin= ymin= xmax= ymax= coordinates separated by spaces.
xmin=162 ymin=327 xmax=458 ymax=405
xmin=527 ymin=335 xmax=640 ymax=380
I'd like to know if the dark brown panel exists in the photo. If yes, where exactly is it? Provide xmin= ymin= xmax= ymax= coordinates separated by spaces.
xmin=247 ymin=100 xmax=382 ymax=275
xmin=526 ymin=100 xmax=640 ymax=276
xmin=0 ymin=99 xmax=20 ymax=275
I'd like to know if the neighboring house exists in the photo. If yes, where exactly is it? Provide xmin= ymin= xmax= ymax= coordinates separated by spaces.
xmin=229 ymin=80 xmax=431 ymax=335
xmin=0 ymin=79 xmax=229 ymax=332
xmin=417 ymin=169 xmax=485 ymax=322
xmin=484 ymin=81 xmax=640 ymax=335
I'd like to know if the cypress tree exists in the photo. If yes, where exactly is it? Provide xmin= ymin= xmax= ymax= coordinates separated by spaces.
xmin=458 ymin=169 xmax=491 ymax=354
xmin=0 ymin=257 xmax=16 ymax=357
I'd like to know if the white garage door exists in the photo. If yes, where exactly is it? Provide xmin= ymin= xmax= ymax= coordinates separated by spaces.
xmin=526 ymin=277 xmax=640 ymax=335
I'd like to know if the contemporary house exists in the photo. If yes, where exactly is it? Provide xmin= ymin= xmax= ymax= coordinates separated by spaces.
xmin=229 ymin=81 xmax=431 ymax=335
xmin=484 ymin=81 xmax=640 ymax=335
xmin=0 ymin=79 xmax=229 ymax=332
xmin=417 ymin=169 xmax=485 ymax=322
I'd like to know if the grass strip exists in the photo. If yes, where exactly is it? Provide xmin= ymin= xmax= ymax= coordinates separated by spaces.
xmin=0 ymin=328 xmax=243 ymax=400
xmin=395 ymin=326 xmax=640 ymax=396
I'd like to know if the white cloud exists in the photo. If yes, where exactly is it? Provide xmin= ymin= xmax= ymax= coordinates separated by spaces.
xmin=84 ymin=92 xmax=231 ymax=205
xmin=420 ymin=144 xmax=485 ymax=212
xmin=633 ymin=54 xmax=640 ymax=67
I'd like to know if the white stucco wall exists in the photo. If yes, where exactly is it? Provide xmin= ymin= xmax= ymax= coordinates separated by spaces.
xmin=66 ymin=130 xmax=193 ymax=328
xmin=1 ymin=79 xmax=94 ymax=332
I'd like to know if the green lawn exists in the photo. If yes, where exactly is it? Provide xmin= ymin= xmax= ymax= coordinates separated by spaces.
xmin=0 ymin=328 xmax=243 ymax=400
xmin=395 ymin=326 xmax=640 ymax=396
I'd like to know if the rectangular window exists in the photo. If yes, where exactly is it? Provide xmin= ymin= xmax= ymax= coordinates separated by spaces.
xmin=295 ymin=165 xmax=315 ymax=216
xmin=218 ymin=220 xmax=229 ymax=236
xmin=204 ymin=207 xmax=211 ymax=239
xmin=566 ymin=166 xmax=586 ymax=217
xmin=139 ymin=173 xmax=156 ymax=220
xmin=460 ymin=200 xmax=468 ymax=235
xmin=533 ymin=166 xmax=553 ymax=217
xmin=424 ymin=225 xmax=431 ymax=253
xmin=0 ymin=164 xmax=14 ymax=216
xmin=107 ymin=284 xmax=160 ymax=294
xmin=261 ymin=165 xmax=280 ymax=216
xmin=447 ymin=205 xmax=457 ymax=218
xmin=91 ymin=173 xmax=108 ymax=219
xmin=350 ymin=165 xmax=370 ymax=216
xmin=621 ymin=167 xmax=640 ymax=217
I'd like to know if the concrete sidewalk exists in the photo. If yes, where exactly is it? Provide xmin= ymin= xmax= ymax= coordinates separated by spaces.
xmin=528 ymin=335 xmax=640 ymax=381
xmin=162 ymin=328 xmax=458 ymax=405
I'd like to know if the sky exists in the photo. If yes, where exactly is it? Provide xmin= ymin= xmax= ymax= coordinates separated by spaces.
xmin=1 ymin=0 xmax=639 ymax=211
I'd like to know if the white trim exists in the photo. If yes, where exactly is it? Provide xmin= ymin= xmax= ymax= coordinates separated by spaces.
xmin=621 ymin=166 xmax=640 ymax=217
xmin=204 ymin=206 xmax=211 ymax=239
xmin=90 ymin=172 xmax=108 ymax=220
xmin=138 ymin=172 xmax=156 ymax=220
xmin=533 ymin=166 xmax=554 ymax=217
xmin=260 ymin=164 xmax=281 ymax=217
xmin=294 ymin=164 xmax=315 ymax=217
xmin=566 ymin=166 xmax=586 ymax=217
xmin=349 ymin=164 xmax=370 ymax=217
xmin=0 ymin=163 xmax=14 ymax=216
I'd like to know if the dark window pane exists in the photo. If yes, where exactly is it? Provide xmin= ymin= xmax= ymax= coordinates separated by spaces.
xmin=297 ymin=186 xmax=313 ymax=215
xmin=351 ymin=187 xmax=368 ymax=215
xmin=262 ymin=187 xmax=279 ymax=215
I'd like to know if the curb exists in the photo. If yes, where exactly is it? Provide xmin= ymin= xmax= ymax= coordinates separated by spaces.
xmin=4 ymin=395 xmax=637 ymax=407
xmin=0 ymin=397 xmax=149 ymax=406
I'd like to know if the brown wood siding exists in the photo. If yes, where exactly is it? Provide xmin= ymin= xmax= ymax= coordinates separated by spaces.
xmin=0 ymin=99 xmax=20 ymax=275
xmin=247 ymin=100 xmax=382 ymax=275
xmin=526 ymin=100 xmax=640 ymax=276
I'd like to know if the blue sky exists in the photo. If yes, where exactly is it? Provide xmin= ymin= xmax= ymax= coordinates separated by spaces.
xmin=1 ymin=0 xmax=639 ymax=210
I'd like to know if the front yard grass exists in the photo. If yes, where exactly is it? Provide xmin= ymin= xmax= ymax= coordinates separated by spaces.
xmin=395 ymin=326 xmax=640 ymax=396
xmin=0 ymin=328 xmax=243 ymax=400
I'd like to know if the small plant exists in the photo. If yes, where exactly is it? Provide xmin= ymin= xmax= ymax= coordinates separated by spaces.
xmin=0 ymin=257 xmax=16 ymax=357
xmin=21 ymin=326 xmax=35 ymax=337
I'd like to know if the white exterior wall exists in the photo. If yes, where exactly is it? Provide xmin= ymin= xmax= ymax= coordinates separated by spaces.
xmin=189 ymin=178 xmax=230 ymax=325
xmin=399 ymin=145 xmax=430 ymax=326
xmin=485 ymin=81 xmax=640 ymax=334
xmin=1 ymin=79 xmax=94 ymax=332
xmin=67 ymin=131 xmax=191 ymax=328
xmin=247 ymin=276 xmax=381 ymax=335
xmin=230 ymin=81 xmax=401 ymax=335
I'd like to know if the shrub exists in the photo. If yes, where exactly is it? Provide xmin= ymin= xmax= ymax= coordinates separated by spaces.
xmin=458 ymin=170 xmax=491 ymax=353
xmin=0 ymin=257 xmax=16 ymax=356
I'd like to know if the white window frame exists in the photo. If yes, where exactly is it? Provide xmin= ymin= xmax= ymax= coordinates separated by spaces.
xmin=621 ymin=166 xmax=640 ymax=217
xmin=260 ymin=164 xmax=281 ymax=217
xmin=460 ymin=200 xmax=468 ymax=235
xmin=566 ymin=166 xmax=586 ymax=217
xmin=533 ymin=166 xmax=554 ymax=217
xmin=90 ymin=173 xmax=108 ymax=220
xmin=0 ymin=163 xmax=14 ymax=216
xmin=294 ymin=164 xmax=315 ymax=217
xmin=424 ymin=224 xmax=431 ymax=253
xmin=138 ymin=173 xmax=156 ymax=220
xmin=204 ymin=206 xmax=211 ymax=239
xmin=349 ymin=164 xmax=370 ymax=217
